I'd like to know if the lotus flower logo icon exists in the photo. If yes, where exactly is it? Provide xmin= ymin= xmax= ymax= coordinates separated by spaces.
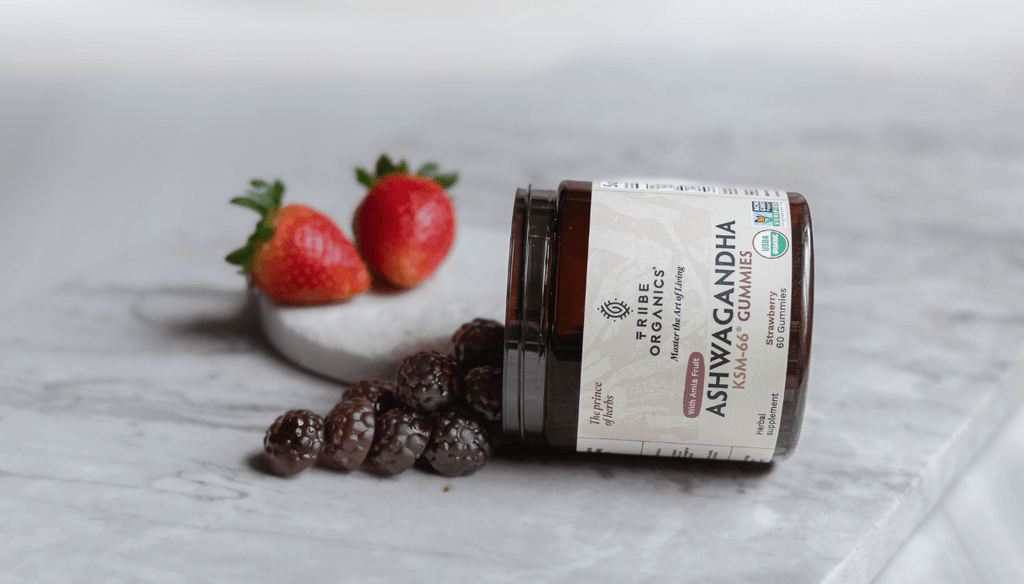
xmin=599 ymin=299 xmax=631 ymax=320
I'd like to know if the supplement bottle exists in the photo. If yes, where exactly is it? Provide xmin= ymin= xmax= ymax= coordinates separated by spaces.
xmin=503 ymin=180 xmax=813 ymax=462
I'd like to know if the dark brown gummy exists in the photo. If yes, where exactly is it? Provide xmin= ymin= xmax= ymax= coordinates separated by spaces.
xmin=539 ymin=181 xmax=813 ymax=459
xmin=344 ymin=379 xmax=400 ymax=415
xmin=423 ymin=409 xmax=490 ymax=477
xmin=364 ymin=408 xmax=431 ymax=475
xmin=452 ymin=318 xmax=504 ymax=371
xmin=394 ymin=351 xmax=461 ymax=413
xmin=463 ymin=366 xmax=502 ymax=422
xmin=263 ymin=409 xmax=325 ymax=476
xmin=319 ymin=397 xmax=376 ymax=470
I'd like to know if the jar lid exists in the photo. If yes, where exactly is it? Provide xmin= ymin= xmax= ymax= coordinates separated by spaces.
xmin=503 ymin=186 xmax=558 ymax=445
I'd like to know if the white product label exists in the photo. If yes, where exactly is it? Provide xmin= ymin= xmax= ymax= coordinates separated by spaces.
xmin=577 ymin=180 xmax=793 ymax=462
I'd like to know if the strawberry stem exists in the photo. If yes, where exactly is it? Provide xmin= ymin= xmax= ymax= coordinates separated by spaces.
xmin=226 ymin=179 xmax=285 ymax=274
xmin=355 ymin=154 xmax=458 ymax=190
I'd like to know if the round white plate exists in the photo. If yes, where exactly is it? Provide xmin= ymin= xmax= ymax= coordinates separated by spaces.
xmin=258 ymin=227 xmax=508 ymax=383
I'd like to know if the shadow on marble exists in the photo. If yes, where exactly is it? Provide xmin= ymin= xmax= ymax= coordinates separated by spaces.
xmin=156 ymin=287 xmax=264 ymax=342
xmin=243 ymin=449 xmax=780 ymax=506
xmin=496 ymin=445 xmax=775 ymax=486
xmin=139 ymin=286 xmax=353 ymax=389
xmin=245 ymin=449 xmax=275 ymax=476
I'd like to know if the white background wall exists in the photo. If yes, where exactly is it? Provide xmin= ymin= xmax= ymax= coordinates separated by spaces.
xmin=2 ymin=1 xmax=1023 ymax=85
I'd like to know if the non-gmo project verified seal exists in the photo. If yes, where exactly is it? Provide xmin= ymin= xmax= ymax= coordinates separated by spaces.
xmin=751 ymin=201 xmax=781 ymax=226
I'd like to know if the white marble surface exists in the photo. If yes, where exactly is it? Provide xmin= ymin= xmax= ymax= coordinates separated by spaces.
xmin=2 ymin=46 xmax=1024 ymax=583
xmin=875 ymin=402 xmax=1024 ymax=583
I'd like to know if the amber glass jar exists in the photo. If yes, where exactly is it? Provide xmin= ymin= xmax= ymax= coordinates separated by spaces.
xmin=503 ymin=180 xmax=814 ymax=461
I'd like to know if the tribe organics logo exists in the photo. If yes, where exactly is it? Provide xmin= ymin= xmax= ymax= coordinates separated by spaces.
xmin=599 ymin=299 xmax=631 ymax=320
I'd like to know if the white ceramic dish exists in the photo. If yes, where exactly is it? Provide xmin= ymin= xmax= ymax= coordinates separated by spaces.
xmin=258 ymin=227 xmax=508 ymax=383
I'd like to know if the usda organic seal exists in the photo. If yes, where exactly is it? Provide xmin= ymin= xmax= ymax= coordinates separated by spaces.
xmin=753 ymin=229 xmax=789 ymax=259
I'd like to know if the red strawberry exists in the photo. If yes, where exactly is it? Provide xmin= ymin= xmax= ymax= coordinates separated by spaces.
xmin=353 ymin=155 xmax=458 ymax=289
xmin=226 ymin=179 xmax=370 ymax=305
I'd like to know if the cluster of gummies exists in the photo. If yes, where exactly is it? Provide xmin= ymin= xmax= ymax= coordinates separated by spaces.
xmin=263 ymin=319 xmax=504 ymax=478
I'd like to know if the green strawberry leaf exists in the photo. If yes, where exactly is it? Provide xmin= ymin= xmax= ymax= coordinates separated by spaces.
xmin=269 ymin=180 xmax=285 ymax=208
xmin=225 ymin=246 xmax=250 ymax=266
xmin=434 ymin=172 xmax=459 ymax=189
xmin=356 ymin=167 xmax=374 ymax=187
xmin=254 ymin=222 xmax=275 ymax=241
xmin=229 ymin=196 xmax=267 ymax=215
xmin=249 ymin=187 xmax=273 ymax=210
xmin=416 ymin=162 xmax=439 ymax=177
xmin=376 ymin=154 xmax=395 ymax=177
xmin=227 ymin=178 xmax=285 ymax=274
xmin=357 ymin=154 xmax=458 ymax=191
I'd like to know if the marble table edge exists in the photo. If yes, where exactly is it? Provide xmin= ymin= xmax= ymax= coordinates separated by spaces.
xmin=823 ymin=352 xmax=1024 ymax=584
